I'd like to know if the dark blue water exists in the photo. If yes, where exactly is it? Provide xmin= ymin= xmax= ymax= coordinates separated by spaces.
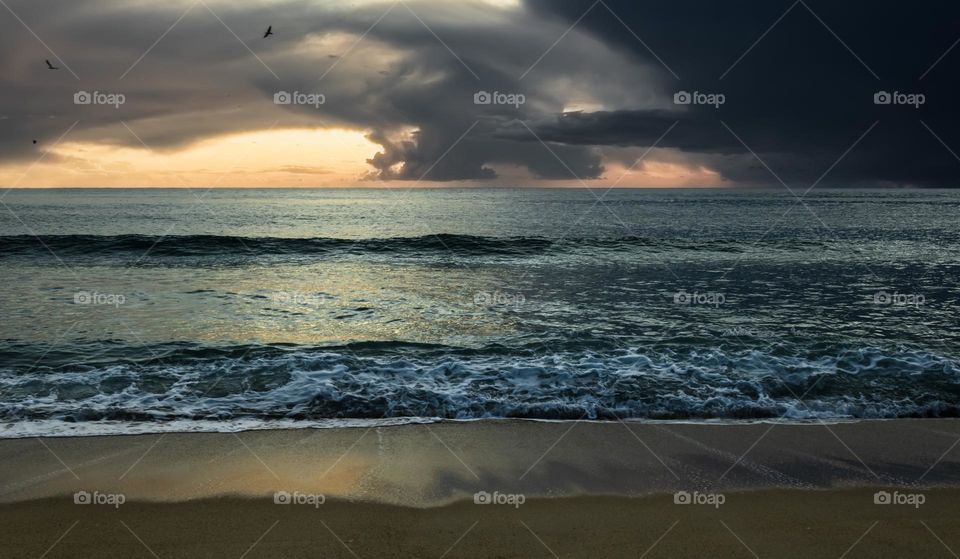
xmin=1 ymin=188 xmax=958 ymax=436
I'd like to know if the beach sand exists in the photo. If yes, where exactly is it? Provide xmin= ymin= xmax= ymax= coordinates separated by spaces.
xmin=2 ymin=420 xmax=959 ymax=557
xmin=5 ymin=489 xmax=960 ymax=558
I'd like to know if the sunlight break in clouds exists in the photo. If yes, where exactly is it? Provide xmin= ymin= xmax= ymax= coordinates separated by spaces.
xmin=0 ymin=129 xmax=381 ymax=187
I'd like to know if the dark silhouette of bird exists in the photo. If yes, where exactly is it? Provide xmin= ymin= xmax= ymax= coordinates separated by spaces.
xmin=263 ymin=26 xmax=273 ymax=38
xmin=45 ymin=59 xmax=58 ymax=70
xmin=32 ymin=140 xmax=37 ymax=144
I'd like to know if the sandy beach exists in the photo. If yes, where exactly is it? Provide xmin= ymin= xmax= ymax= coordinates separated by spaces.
xmin=5 ymin=489 xmax=960 ymax=558
xmin=2 ymin=420 xmax=958 ymax=557
xmin=5 ymin=0 xmax=960 ymax=554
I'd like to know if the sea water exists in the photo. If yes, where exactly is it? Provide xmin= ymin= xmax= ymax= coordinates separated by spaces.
xmin=0 ymin=188 xmax=957 ymax=436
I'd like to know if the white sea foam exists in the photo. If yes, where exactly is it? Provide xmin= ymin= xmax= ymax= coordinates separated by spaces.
xmin=0 ymin=345 xmax=956 ymax=438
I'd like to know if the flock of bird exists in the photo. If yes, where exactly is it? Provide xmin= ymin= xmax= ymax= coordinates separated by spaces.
xmin=35 ymin=27 xmax=275 ymax=145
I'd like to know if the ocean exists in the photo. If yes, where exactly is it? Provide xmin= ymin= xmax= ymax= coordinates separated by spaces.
xmin=1 ymin=188 xmax=958 ymax=437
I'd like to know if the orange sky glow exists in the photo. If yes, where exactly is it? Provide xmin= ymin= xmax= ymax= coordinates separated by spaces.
xmin=1 ymin=127 xmax=721 ymax=188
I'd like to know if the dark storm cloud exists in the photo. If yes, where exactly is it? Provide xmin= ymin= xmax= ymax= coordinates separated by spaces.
xmin=2 ymin=0 xmax=959 ymax=185
xmin=523 ymin=0 xmax=960 ymax=186
xmin=0 ymin=0 xmax=631 ymax=182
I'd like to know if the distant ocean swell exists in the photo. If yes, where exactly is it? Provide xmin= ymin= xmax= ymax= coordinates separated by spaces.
xmin=1 ymin=342 xmax=957 ymax=434
xmin=0 ymin=234 xmax=833 ymax=259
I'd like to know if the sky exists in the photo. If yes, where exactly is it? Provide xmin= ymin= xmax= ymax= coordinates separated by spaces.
xmin=1 ymin=0 xmax=959 ymax=188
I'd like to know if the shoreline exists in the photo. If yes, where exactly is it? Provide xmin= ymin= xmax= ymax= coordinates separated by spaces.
xmin=0 ymin=415 xmax=935 ymax=441
xmin=3 ymin=419 xmax=958 ymax=505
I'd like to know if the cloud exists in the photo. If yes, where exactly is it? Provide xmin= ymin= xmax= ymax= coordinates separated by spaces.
xmin=522 ymin=0 xmax=960 ymax=186
xmin=2 ymin=0 xmax=959 ymax=186
xmin=3 ymin=0 xmax=639 ymax=183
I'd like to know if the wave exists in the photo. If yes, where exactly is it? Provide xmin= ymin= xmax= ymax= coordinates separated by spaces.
xmin=0 ymin=342 xmax=957 ymax=435
xmin=0 ymin=234 xmax=830 ymax=260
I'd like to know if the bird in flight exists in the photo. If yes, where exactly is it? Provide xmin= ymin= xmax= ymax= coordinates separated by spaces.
xmin=263 ymin=26 xmax=273 ymax=38
xmin=45 ymin=59 xmax=58 ymax=70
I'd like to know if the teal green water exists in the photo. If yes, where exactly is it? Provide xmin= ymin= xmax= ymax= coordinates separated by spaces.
xmin=0 ymin=188 xmax=958 ymax=434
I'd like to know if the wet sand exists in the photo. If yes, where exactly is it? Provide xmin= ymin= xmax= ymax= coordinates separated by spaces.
xmin=1 ymin=420 xmax=959 ymax=557
xmin=4 ymin=489 xmax=960 ymax=558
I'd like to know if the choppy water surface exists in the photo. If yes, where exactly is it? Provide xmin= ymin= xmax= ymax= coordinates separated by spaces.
xmin=1 ymin=188 xmax=958 ymax=436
